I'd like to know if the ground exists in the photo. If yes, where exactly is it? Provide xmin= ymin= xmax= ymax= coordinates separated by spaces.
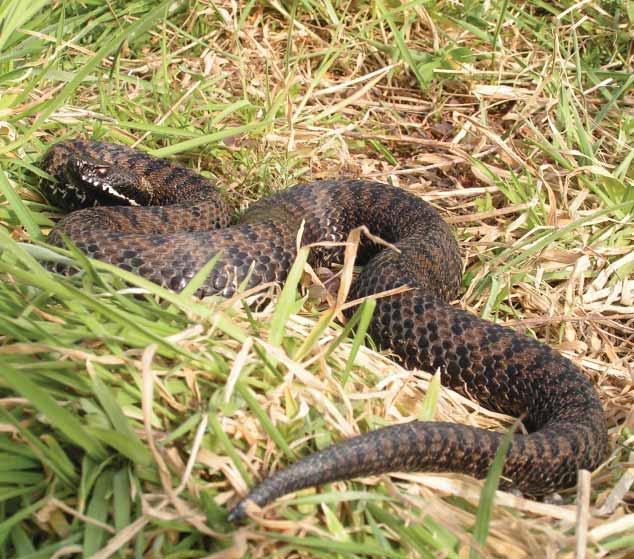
xmin=0 ymin=1 xmax=632 ymax=558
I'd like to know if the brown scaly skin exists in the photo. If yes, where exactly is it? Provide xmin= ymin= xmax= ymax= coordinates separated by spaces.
xmin=40 ymin=140 xmax=608 ymax=522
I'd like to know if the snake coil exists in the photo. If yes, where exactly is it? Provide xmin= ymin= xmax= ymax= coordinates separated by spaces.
xmin=40 ymin=140 xmax=608 ymax=522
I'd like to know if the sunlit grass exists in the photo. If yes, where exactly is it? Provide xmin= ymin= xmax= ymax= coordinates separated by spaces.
xmin=0 ymin=1 xmax=632 ymax=557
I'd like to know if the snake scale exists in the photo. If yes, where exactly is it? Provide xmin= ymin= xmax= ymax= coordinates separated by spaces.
xmin=40 ymin=140 xmax=608 ymax=522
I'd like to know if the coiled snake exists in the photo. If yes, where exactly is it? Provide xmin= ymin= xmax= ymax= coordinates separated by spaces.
xmin=40 ymin=140 xmax=607 ymax=521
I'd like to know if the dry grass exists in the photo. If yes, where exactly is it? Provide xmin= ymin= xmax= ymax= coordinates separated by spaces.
xmin=0 ymin=1 xmax=632 ymax=558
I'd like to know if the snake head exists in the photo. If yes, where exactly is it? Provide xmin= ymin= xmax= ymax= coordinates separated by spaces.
xmin=66 ymin=155 xmax=153 ymax=207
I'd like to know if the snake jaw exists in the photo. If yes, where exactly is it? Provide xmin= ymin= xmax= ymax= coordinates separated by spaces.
xmin=67 ymin=155 xmax=149 ymax=207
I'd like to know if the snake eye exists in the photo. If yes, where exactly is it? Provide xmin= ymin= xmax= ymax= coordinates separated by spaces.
xmin=71 ymin=158 xmax=110 ymax=180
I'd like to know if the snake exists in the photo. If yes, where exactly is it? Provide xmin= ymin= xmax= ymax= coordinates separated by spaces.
xmin=40 ymin=140 xmax=608 ymax=522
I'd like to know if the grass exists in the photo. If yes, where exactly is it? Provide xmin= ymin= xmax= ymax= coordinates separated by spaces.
xmin=0 ymin=0 xmax=633 ymax=557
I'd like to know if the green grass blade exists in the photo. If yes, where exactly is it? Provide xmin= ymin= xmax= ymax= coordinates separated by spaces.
xmin=418 ymin=369 xmax=442 ymax=421
xmin=0 ymin=166 xmax=42 ymax=241
xmin=236 ymin=381 xmax=294 ymax=460
xmin=208 ymin=410 xmax=253 ymax=486
xmin=269 ymin=245 xmax=309 ymax=347
xmin=83 ymin=470 xmax=114 ymax=558
xmin=2 ymin=366 xmax=107 ymax=460
xmin=470 ymin=421 xmax=519 ymax=559
xmin=375 ymin=0 xmax=428 ymax=89
xmin=341 ymin=298 xmax=375 ymax=384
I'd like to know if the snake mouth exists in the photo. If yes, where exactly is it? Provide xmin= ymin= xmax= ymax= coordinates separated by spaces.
xmin=66 ymin=155 xmax=148 ymax=206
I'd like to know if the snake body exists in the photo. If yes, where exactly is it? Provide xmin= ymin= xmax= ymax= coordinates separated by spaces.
xmin=40 ymin=140 xmax=608 ymax=521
